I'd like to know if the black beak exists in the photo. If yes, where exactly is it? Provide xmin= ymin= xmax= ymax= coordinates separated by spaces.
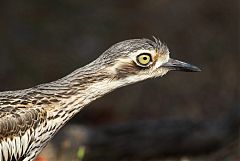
xmin=161 ymin=58 xmax=201 ymax=72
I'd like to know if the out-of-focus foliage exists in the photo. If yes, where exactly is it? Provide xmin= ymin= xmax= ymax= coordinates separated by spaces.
xmin=77 ymin=147 xmax=86 ymax=161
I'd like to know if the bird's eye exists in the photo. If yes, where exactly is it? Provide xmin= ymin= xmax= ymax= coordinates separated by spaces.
xmin=136 ymin=53 xmax=152 ymax=66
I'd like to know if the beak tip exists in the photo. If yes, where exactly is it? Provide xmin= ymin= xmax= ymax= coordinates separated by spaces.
xmin=192 ymin=66 xmax=202 ymax=72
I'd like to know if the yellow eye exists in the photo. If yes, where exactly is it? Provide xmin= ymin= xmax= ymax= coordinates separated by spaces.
xmin=137 ymin=53 xmax=152 ymax=66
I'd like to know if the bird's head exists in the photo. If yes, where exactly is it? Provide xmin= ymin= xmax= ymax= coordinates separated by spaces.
xmin=86 ymin=37 xmax=201 ymax=89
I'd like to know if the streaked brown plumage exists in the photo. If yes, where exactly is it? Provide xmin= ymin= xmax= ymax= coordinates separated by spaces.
xmin=0 ymin=38 xmax=200 ymax=161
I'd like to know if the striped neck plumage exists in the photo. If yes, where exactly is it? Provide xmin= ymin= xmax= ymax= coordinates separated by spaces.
xmin=35 ymin=62 xmax=115 ymax=121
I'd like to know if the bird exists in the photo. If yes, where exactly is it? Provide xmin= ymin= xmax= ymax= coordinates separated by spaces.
xmin=0 ymin=37 xmax=201 ymax=161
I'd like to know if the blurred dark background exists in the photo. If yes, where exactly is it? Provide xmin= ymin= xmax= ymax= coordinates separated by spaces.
xmin=0 ymin=0 xmax=239 ymax=161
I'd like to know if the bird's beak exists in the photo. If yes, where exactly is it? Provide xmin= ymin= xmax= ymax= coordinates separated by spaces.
xmin=161 ymin=58 xmax=201 ymax=72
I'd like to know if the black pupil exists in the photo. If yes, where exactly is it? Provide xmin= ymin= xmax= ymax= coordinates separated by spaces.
xmin=143 ymin=56 xmax=147 ymax=60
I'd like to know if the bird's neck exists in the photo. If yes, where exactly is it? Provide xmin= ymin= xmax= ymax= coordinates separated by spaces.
xmin=36 ymin=63 xmax=117 ymax=124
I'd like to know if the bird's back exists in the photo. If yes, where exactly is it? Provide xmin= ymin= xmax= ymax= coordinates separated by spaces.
xmin=0 ymin=89 xmax=52 ymax=161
